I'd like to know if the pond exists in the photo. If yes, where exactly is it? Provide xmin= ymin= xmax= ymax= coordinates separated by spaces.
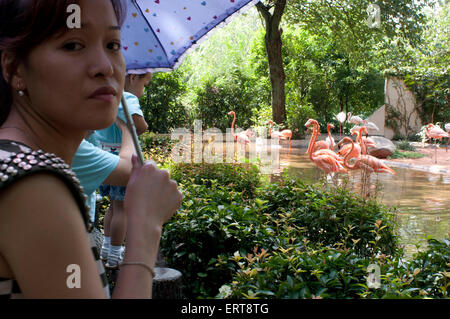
xmin=272 ymin=147 xmax=450 ymax=258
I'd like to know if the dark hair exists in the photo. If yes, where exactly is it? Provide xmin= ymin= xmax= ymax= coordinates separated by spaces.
xmin=0 ymin=0 xmax=126 ymax=125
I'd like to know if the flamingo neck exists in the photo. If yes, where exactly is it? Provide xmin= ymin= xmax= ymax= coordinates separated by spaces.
xmin=308 ymin=122 xmax=320 ymax=158
xmin=269 ymin=121 xmax=273 ymax=136
xmin=358 ymin=129 xmax=366 ymax=155
xmin=327 ymin=125 xmax=334 ymax=149
xmin=343 ymin=140 xmax=356 ymax=169
xmin=230 ymin=113 xmax=236 ymax=137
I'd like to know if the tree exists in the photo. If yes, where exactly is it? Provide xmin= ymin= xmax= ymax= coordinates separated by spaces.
xmin=256 ymin=0 xmax=287 ymax=124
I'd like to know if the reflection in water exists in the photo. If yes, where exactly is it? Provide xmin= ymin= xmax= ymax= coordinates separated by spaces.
xmin=273 ymin=147 xmax=450 ymax=258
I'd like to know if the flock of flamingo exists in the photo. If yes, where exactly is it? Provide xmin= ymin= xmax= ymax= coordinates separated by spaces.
xmin=305 ymin=118 xmax=396 ymax=176
xmin=227 ymin=110 xmax=292 ymax=147
xmin=226 ymin=110 xmax=449 ymax=174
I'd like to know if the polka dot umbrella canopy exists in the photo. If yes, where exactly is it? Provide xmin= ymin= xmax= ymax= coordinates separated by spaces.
xmin=121 ymin=0 xmax=259 ymax=74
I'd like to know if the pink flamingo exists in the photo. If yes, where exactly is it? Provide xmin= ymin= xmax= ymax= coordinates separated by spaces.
xmin=325 ymin=123 xmax=336 ymax=150
xmin=306 ymin=120 xmax=343 ymax=162
xmin=268 ymin=120 xmax=292 ymax=149
xmin=228 ymin=111 xmax=250 ymax=145
xmin=306 ymin=122 xmax=330 ymax=153
xmin=337 ymin=131 xmax=361 ymax=159
xmin=343 ymin=137 xmax=396 ymax=175
xmin=426 ymin=123 xmax=449 ymax=163
xmin=357 ymin=126 xmax=377 ymax=151
xmin=305 ymin=119 xmax=348 ymax=175
xmin=347 ymin=112 xmax=368 ymax=125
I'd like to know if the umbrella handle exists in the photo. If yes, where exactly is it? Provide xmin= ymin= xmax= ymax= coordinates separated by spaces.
xmin=121 ymin=95 xmax=145 ymax=165
xmin=121 ymin=95 xmax=166 ymax=267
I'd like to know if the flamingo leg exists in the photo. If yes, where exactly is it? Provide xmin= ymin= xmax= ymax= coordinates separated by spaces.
xmin=435 ymin=139 xmax=437 ymax=164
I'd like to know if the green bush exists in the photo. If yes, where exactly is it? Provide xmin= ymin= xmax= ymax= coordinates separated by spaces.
xmin=257 ymin=178 xmax=400 ymax=258
xmin=141 ymin=71 xmax=190 ymax=133
xmin=220 ymin=236 xmax=449 ymax=299
xmin=140 ymin=131 xmax=176 ymax=165
xmin=388 ymin=150 xmax=427 ymax=159
xmin=160 ymin=181 xmax=271 ymax=299
xmin=397 ymin=140 xmax=417 ymax=151
xmin=221 ymin=244 xmax=372 ymax=299
xmin=193 ymin=70 xmax=259 ymax=132
xmin=170 ymin=162 xmax=262 ymax=199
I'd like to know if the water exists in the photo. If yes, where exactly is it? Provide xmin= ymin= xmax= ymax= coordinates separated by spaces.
xmin=274 ymin=147 xmax=450 ymax=258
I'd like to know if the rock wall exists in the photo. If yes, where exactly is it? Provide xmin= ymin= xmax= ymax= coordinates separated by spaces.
xmin=383 ymin=76 xmax=422 ymax=139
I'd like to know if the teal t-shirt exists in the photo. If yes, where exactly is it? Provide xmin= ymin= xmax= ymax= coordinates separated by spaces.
xmin=72 ymin=139 xmax=120 ymax=222
xmin=93 ymin=91 xmax=144 ymax=154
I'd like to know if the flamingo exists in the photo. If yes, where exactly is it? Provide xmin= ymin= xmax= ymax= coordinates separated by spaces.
xmin=228 ymin=111 xmax=250 ymax=145
xmin=305 ymin=121 xmax=329 ymax=153
xmin=347 ymin=112 xmax=368 ymax=125
xmin=267 ymin=120 xmax=292 ymax=149
xmin=305 ymin=119 xmax=347 ymax=175
xmin=336 ymin=112 xmax=346 ymax=139
xmin=306 ymin=121 xmax=343 ymax=162
xmin=426 ymin=123 xmax=449 ymax=163
xmin=343 ymin=137 xmax=396 ymax=175
xmin=350 ymin=126 xmax=376 ymax=151
xmin=337 ymin=131 xmax=361 ymax=159
xmin=325 ymin=124 xmax=336 ymax=150
xmin=365 ymin=121 xmax=379 ymax=132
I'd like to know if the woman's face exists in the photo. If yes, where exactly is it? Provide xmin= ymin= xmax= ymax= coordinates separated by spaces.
xmin=17 ymin=0 xmax=126 ymax=132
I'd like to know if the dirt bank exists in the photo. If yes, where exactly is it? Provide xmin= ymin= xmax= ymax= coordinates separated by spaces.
xmin=386 ymin=146 xmax=450 ymax=174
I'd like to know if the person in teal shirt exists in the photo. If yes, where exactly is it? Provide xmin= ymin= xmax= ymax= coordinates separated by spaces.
xmin=72 ymin=117 xmax=137 ymax=224
xmin=95 ymin=72 xmax=152 ymax=268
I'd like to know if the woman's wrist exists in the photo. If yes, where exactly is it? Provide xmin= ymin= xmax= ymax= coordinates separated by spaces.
xmin=124 ymin=224 xmax=161 ymax=263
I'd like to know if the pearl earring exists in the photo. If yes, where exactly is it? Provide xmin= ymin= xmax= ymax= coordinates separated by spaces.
xmin=17 ymin=82 xmax=25 ymax=96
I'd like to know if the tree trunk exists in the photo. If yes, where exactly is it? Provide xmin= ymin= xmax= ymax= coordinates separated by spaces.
xmin=257 ymin=0 xmax=287 ymax=124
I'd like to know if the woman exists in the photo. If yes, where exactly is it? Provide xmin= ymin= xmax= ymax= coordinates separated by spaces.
xmin=0 ymin=0 xmax=182 ymax=298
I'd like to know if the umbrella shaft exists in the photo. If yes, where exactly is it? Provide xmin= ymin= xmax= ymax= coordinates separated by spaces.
xmin=121 ymin=95 xmax=145 ymax=165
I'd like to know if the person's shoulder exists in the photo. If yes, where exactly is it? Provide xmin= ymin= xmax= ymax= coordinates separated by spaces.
xmin=123 ymin=91 xmax=138 ymax=100
xmin=125 ymin=92 xmax=144 ymax=117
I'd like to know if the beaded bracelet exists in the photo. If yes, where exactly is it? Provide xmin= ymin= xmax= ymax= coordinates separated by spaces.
xmin=119 ymin=262 xmax=156 ymax=278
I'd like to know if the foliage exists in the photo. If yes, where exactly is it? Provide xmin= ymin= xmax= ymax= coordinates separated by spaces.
xmin=139 ymin=131 xmax=176 ymax=165
xmin=160 ymin=162 xmax=405 ymax=299
xmin=402 ymin=237 xmax=449 ymax=298
xmin=381 ymin=2 xmax=449 ymax=124
xmin=222 ymin=244 xmax=374 ymax=299
xmin=140 ymin=71 xmax=190 ymax=133
xmin=192 ymin=70 xmax=259 ymax=131
xmin=257 ymin=178 xmax=400 ymax=258
xmin=222 ymin=236 xmax=449 ymax=299
xmin=169 ymin=162 xmax=261 ymax=199
xmin=388 ymin=150 xmax=427 ymax=160
xmin=160 ymin=180 xmax=271 ymax=299
xmin=396 ymin=140 xmax=417 ymax=152
xmin=285 ymin=0 xmax=431 ymax=66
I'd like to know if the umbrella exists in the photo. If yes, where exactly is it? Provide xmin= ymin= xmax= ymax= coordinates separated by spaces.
xmin=119 ymin=0 xmax=259 ymax=164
